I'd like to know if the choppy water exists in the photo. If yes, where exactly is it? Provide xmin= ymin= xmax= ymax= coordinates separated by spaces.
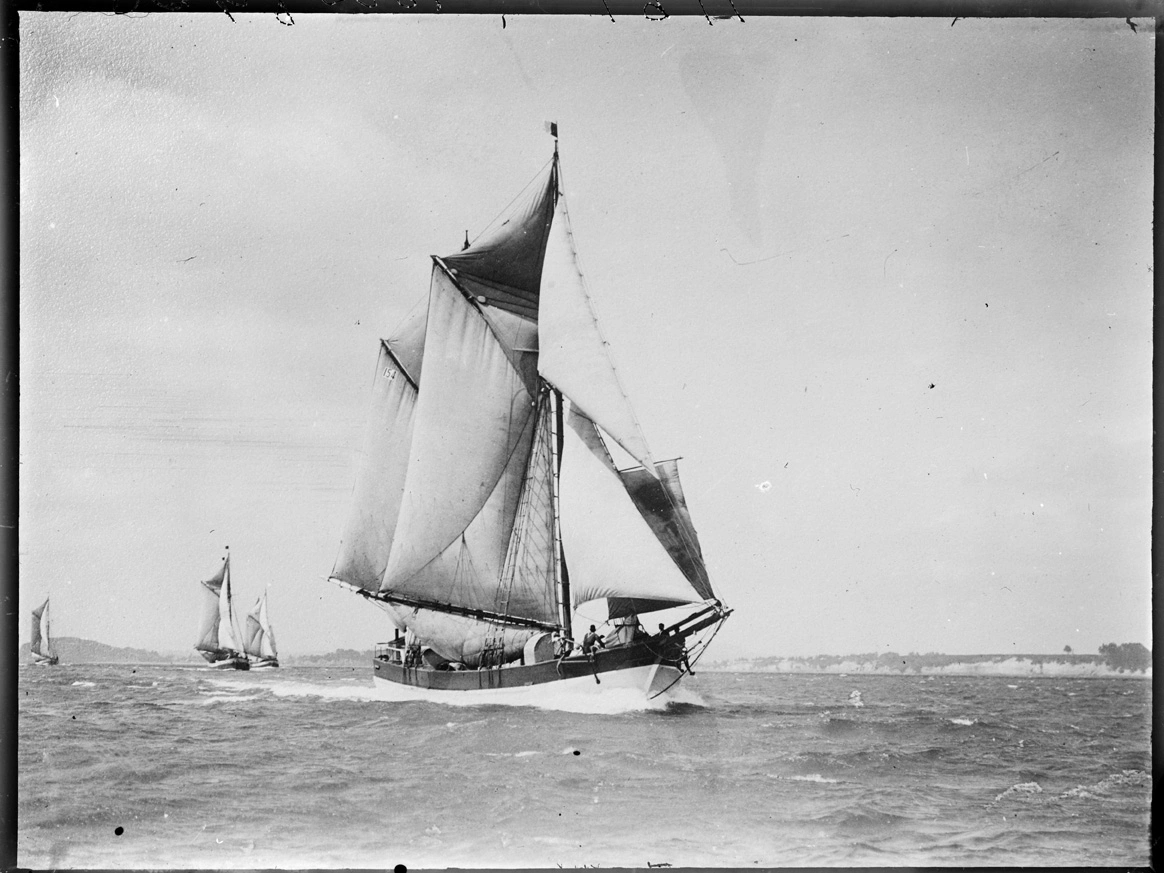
xmin=18 ymin=664 xmax=1151 ymax=868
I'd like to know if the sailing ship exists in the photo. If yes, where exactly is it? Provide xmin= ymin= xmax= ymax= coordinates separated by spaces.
xmin=243 ymin=591 xmax=280 ymax=669
xmin=330 ymin=127 xmax=730 ymax=699
xmin=194 ymin=549 xmax=250 ymax=670
xmin=29 ymin=597 xmax=59 ymax=666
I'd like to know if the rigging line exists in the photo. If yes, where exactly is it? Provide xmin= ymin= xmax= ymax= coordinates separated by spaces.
xmin=554 ymin=164 xmax=655 ymax=468
xmin=469 ymin=157 xmax=555 ymax=245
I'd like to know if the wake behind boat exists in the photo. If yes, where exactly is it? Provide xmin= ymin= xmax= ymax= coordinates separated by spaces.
xmin=29 ymin=596 xmax=59 ymax=666
xmin=194 ymin=549 xmax=249 ymax=670
xmin=329 ymin=127 xmax=729 ymax=701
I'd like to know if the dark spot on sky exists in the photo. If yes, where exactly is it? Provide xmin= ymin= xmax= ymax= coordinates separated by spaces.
xmin=929 ymin=383 xmax=935 ymax=389
xmin=394 ymin=865 xmax=407 ymax=873
xmin=114 ymin=826 xmax=124 ymax=836
xmin=573 ymin=750 xmax=581 ymax=756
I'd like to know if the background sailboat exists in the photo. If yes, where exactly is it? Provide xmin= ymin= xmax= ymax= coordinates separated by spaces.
xmin=29 ymin=597 xmax=59 ymax=666
xmin=329 ymin=129 xmax=729 ymax=698
xmin=194 ymin=550 xmax=249 ymax=670
xmin=243 ymin=591 xmax=280 ymax=669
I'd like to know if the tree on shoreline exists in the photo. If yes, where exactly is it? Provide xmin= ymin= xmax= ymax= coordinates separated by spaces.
xmin=1098 ymin=642 xmax=1151 ymax=673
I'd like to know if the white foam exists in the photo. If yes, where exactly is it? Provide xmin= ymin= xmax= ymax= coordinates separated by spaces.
xmin=949 ymin=717 xmax=976 ymax=726
xmin=995 ymin=781 xmax=1042 ymax=802
xmin=769 ymin=773 xmax=838 ymax=784
xmin=251 ymin=674 xmax=702 ymax=714
xmin=70 ymin=680 xmax=96 ymax=687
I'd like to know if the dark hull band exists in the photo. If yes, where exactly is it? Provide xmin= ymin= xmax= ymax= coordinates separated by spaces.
xmin=373 ymin=635 xmax=690 ymax=692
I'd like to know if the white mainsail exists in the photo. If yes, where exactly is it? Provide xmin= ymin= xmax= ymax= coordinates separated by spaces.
xmin=331 ymin=142 xmax=719 ymax=668
xmin=244 ymin=591 xmax=279 ymax=663
xmin=30 ymin=597 xmax=57 ymax=663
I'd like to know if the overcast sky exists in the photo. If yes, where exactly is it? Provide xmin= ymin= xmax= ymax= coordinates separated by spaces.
xmin=18 ymin=13 xmax=1153 ymax=660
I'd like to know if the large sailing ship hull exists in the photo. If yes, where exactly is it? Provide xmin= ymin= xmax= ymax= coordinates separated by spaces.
xmin=29 ymin=653 xmax=59 ymax=667
xmin=374 ymin=647 xmax=682 ymax=697
xmin=372 ymin=628 xmax=698 ymax=698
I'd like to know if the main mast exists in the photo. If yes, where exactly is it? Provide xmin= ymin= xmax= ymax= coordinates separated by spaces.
xmin=550 ymin=385 xmax=572 ymax=643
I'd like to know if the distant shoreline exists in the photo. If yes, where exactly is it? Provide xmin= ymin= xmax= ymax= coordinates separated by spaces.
xmin=21 ymin=638 xmax=1151 ymax=678
xmin=704 ymin=654 xmax=1151 ymax=679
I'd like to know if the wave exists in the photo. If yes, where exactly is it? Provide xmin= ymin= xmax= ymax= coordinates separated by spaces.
xmin=1060 ymin=769 xmax=1150 ymax=799
xmin=994 ymin=782 xmax=1042 ymax=802
xmin=768 ymin=772 xmax=839 ymax=784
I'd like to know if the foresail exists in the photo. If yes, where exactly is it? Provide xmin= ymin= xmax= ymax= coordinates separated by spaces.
xmin=617 ymin=461 xmax=715 ymax=601
xmin=539 ymin=195 xmax=656 ymax=475
xmin=559 ymin=405 xmax=710 ymax=613
xmin=381 ymin=265 xmax=555 ymax=626
xmin=258 ymin=594 xmax=278 ymax=658
xmin=331 ymin=341 xmax=418 ymax=595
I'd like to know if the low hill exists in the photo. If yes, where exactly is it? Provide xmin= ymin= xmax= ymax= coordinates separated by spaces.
xmin=17 ymin=637 xmax=370 ymax=666
xmin=18 ymin=637 xmax=199 ymax=664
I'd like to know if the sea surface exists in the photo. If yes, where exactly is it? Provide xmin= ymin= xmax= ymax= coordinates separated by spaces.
xmin=17 ymin=664 xmax=1151 ymax=869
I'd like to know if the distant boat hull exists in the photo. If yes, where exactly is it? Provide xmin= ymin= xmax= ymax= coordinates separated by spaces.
xmin=248 ymin=658 xmax=279 ymax=670
xmin=372 ymin=636 xmax=689 ymax=699
xmin=29 ymin=653 xmax=59 ymax=667
xmin=212 ymin=656 xmax=249 ymax=670
xmin=200 ymin=652 xmax=250 ymax=670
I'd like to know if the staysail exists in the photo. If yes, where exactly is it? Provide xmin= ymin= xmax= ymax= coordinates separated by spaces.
xmin=331 ymin=140 xmax=719 ymax=667
xmin=30 ymin=597 xmax=56 ymax=662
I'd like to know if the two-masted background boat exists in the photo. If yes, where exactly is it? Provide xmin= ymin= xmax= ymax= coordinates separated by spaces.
xmin=243 ymin=591 xmax=280 ymax=669
xmin=329 ymin=128 xmax=730 ymax=700
xmin=194 ymin=550 xmax=250 ymax=670
xmin=29 ymin=597 xmax=59 ymax=666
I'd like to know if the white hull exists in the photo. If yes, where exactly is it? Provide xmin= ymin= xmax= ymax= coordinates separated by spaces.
xmin=372 ymin=662 xmax=684 ymax=706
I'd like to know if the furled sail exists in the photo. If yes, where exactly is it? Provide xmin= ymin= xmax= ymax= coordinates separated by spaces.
xmin=558 ymin=405 xmax=713 ymax=614
xmin=30 ymin=597 xmax=55 ymax=660
xmin=244 ymin=592 xmax=279 ymax=661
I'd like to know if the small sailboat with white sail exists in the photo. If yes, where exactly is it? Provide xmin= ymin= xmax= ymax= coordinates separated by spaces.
xmin=329 ymin=126 xmax=730 ymax=701
xmin=243 ymin=591 xmax=280 ymax=669
xmin=29 ymin=596 xmax=59 ymax=666
xmin=194 ymin=548 xmax=250 ymax=670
